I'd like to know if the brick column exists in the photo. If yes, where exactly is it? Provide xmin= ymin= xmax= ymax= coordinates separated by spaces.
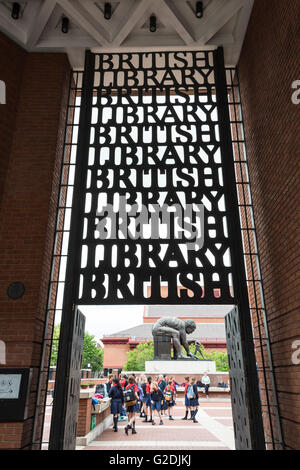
xmin=77 ymin=396 xmax=93 ymax=437
xmin=238 ymin=0 xmax=300 ymax=449
xmin=0 ymin=33 xmax=71 ymax=449
xmin=0 ymin=33 xmax=25 ymax=201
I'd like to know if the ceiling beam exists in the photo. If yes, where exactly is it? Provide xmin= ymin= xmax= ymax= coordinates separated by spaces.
xmin=26 ymin=0 xmax=57 ymax=48
xmin=64 ymin=47 xmax=85 ymax=70
xmin=111 ymin=0 xmax=150 ymax=47
xmin=228 ymin=0 xmax=254 ymax=66
xmin=36 ymin=35 xmax=97 ymax=48
xmin=57 ymin=0 xmax=109 ymax=46
xmin=77 ymin=0 xmax=110 ymax=41
xmin=196 ymin=0 xmax=244 ymax=44
xmin=155 ymin=0 xmax=194 ymax=45
xmin=0 ymin=3 xmax=27 ymax=44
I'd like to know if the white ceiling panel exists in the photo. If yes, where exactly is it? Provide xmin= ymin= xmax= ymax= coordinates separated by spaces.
xmin=0 ymin=0 xmax=254 ymax=69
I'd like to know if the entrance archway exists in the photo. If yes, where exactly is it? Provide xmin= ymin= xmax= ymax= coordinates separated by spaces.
xmin=44 ymin=48 xmax=279 ymax=450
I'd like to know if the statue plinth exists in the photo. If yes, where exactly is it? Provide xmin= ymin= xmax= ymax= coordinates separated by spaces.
xmin=145 ymin=360 xmax=216 ymax=374
xmin=153 ymin=334 xmax=172 ymax=360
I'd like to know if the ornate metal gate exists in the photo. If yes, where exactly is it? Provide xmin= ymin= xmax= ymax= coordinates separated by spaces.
xmin=49 ymin=47 xmax=265 ymax=449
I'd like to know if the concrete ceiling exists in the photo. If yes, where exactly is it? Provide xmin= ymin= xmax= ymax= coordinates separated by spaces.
xmin=0 ymin=0 xmax=254 ymax=69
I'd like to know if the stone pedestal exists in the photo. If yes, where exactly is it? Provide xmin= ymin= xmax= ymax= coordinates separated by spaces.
xmin=145 ymin=360 xmax=216 ymax=374
xmin=153 ymin=334 xmax=172 ymax=359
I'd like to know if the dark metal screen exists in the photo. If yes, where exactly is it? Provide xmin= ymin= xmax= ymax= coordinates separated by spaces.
xmin=47 ymin=48 xmax=266 ymax=450
xmin=68 ymin=49 xmax=241 ymax=305
xmin=49 ymin=307 xmax=85 ymax=450
xmin=225 ymin=306 xmax=265 ymax=450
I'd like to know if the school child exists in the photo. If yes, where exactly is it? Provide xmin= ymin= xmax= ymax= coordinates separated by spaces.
xmin=163 ymin=380 xmax=175 ymax=420
xmin=106 ymin=374 xmax=114 ymax=394
xmin=182 ymin=376 xmax=192 ymax=420
xmin=136 ymin=381 xmax=144 ymax=416
xmin=139 ymin=375 xmax=147 ymax=418
xmin=158 ymin=374 xmax=167 ymax=392
xmin=142 ymin=376 xmax=153 ymax=423
xmin=117 ymin=373 xmax=128 ymax=419
xmin=108 ymin=378 xmax=124 ymax=432
xmin=150 ymin=381 xmax=164 ymax=425
xmin=171 ymin=377 xmax=179 ymax=392
xmin=170 ymin=377 xmax=178 ymax=404
xmin=188 ymin=376 xmax=199 ymax=423
xmin=119 ymin=373 xmax=128 ymax=390
xmin=124 ymin=376 xmax=139 ymax=435
xmin=158 ymin=375 xmax=168 ymax=416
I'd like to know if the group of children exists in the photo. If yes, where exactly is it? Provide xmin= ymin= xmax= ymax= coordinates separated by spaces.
xmin=107 ymin=373 xmax=206 ymax=434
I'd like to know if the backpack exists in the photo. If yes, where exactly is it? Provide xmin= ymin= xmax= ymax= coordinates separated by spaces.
xmin=218 ymin=381 xmax=228 ymax=389
xmin=95 ymin=383 xmax=107 ymax=396
xmin=151 ymin=389 xmax=161 ymax=402
xmin=123 ymin=386 xmax=137 ymax=407
xmin=187 ymin=385 xmax=195 ymax=400
xmin=164 ymin=388 xmax=173 ymax=402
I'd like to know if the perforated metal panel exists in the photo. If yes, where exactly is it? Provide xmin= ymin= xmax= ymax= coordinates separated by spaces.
xmin=71 ymin=50 xmax=239 ymax=306
xmin=226 ymin=306 xmax=265 ymax=450
xmin=49 ymin=308 xmax=85 ymax=450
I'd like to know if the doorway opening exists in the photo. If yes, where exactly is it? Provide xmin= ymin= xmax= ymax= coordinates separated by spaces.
xmin=44 ymin=302 xmax=235 ymax=450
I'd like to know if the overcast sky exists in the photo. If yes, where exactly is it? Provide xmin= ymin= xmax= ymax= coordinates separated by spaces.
xmin=55 ymin=305 xmax=144 ymax=342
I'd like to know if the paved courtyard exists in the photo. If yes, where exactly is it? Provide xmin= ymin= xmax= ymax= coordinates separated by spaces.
xmin=78 ymin=398 xmax=234 ymax=451
xmin=43 ymin=396 xmax=234 ymax=450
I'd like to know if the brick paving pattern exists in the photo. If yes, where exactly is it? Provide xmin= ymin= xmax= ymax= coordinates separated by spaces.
xmin=42 ymin=396 xmax=234 ymax=450
xmin=80 ymin=398 xmax=234 ymax=451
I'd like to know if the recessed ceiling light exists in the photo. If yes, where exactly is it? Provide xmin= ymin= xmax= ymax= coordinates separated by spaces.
xmin=150 ymin=15 xmax=156 ymax=33
xmin=11 ymin=2 xmax=20 ymax=20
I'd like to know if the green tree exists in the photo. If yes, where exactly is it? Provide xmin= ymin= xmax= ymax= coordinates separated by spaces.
xmin=81 ymin=332 xmax=103 ymax=372
xmin=50 ymin=324 xmax=103 ymax=372
xmin=123 ymin=340 xmax=154 ymax=371
xmin=50 ymin=324 xmax=60 ymax=366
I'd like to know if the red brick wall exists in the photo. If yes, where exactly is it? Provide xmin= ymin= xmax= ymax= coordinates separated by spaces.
xmin=0 ymin=34 xmax=70 ymax=449
xmin=238 ymin=0 xmax=300 ymax=450
xmin=77 ymin=398 xmax=92 ymax=437
xmin=103 ymin=342 xmax=131 ymax=370
xmin=0 ymin=32 xmax=26 ymax=201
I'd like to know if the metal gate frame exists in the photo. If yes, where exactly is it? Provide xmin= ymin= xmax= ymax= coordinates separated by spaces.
xmin=47 ymin=47 xmax=266 ymax=450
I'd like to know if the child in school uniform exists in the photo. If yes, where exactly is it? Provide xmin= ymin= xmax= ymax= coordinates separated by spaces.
xmin=150 ymin=381 xmax=164 ymax=425
xmin=139 ymin=375 xmax=147 ymax=418
xmin=124 ymin=375 xmax=140 ymax=435
xmin=158 ymin=375 xmax=168 ymax=416
xmin=182 ymin=376 xmax=191 ymax=420
xmin=163 ymin=380 xmax=175 ymax=420
xmin=118 ymin=373 xmax=129 ymax=420
xmin=106 ymin=374 xmax=114 ymax=394
xmin=142 ymin=376 xmax=153 ymax=423
xmin=170 ymin=377 xmax=178 ymax=404
xmin=119 ymin=373 xmax=128 ymax=390
xmin=189 ymin=376 xmax=199 ymax=423
xmin=108 ymin=378 xmax=124 ymax=432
